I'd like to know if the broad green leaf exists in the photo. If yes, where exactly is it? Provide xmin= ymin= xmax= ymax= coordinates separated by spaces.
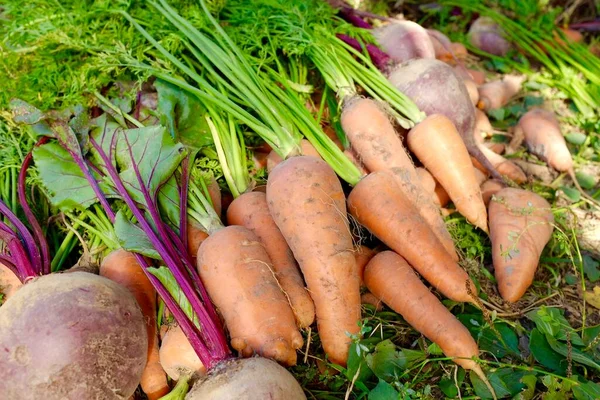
xmin=346 ymin=341 xmax=373 ymax=384
xmin=527 ymin=307 xmax=584 ymax=346
xmin=513 ymin=374 xmax=536 ymax=400
xmin=458 ymin=314 xmax=520 ymax=357
xmin=10 ymin=99 xmax=44 ymax=125
xmin=439 ymin=369 xmax=465 ymax=398
xmin=155 ymin=79 xmax=212 ymax=150
xmin=565 ymin=132 xmax=587 ymax=145
xmin=529 ymin=328 xmax=567 ymax=374
xmin=148 ymin=266 xmax=200 ymax=329
xmin=488 ymin=108 xmax=506 ymax=121
xmin=368 ymin=380 xmax=398 ymax=400
xmin=541 ymin=374 xmax=575 ymax=399
xmin=573 ymin=377 xmax=600 ymax=400
xmin=365 ymin=340 xmax=406 ymax=382
xmin=582 ymin=324 xmax=600 ymax=347
xmin=560 ymin=186 xmax=580 ymax=202
xmin=583 ymin=255 xmax=600 ymax=282
xmin=114 ymin=211 xmax=160 ymax=259
xmin=470 ymin=368 xmax=529 ymax=399
xmin=523 ymin=95 xmax=544 ymax=108
xmin=545 ymin=334 xmax=600 ymax=371
xmin=157 ymin=175 xmax=183 ymax=231
xmin=575 ymin=172 xmax=597 ymax=190
xmin=114 ymin=125 xmax=187 ymax=211
xmin=427 ymin=342 xmax=443 ymax=355
xmin=33 ymin=143 xmax=115 ymax=211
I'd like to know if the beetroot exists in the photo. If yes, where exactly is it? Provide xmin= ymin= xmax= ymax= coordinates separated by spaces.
xmin=388 ymin=58 xmax=501 ymax=180
xmin=373 ymin=21 xmax=436 ymax=63
xmin=468 ymin=17 xmax=513 ymax=56
xmin=0 ymin=272 xmax=147 ymax=400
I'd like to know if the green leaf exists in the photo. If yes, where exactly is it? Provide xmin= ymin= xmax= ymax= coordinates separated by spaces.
xmin=546 ymin=334 xmax=600 ymax=371
xmin=559 ymin=186 xmax=580 ymax=202
xmin=365 ymin=340 xmax=406 ymax=382
xmin=582 ymin=324 xmax=600 ymax=347
xmin=575 ymin=172 xmax=597 ymax=190
xmin=488 ymin=108 xmax=506 ymax=121
xmin=470 ymin=368 xmax=529 ymax=399
xmin=573 ymin=377 xmax=600 ymax=400
xmin=540 ymin=375 xmax=576 ymax=399
xmin=565 ymin=132 xmax=587 ymax=145
xmin=427 ymin=342 xmax=443 ymax=355
xmin=513 ymin=374 xmax=536 ymax=400
xmin=114 ymin=210 xmax=160 ymax=259
xmin=10 ymin=99 xmax=44 ymax=125
xmin=114 ymin=125 xmax=187 ymax=212
xmin=583 ymin=255 xmax=600 ymax=283
xmin=439 ymin=369 xmax=465 ymax=398
xmin=523 ymin=95 xmax=544 ymax=108
xmin=368 ymin=380 xmax=398 ymax=400
xmin=32 ymin=143 xmax=114 ymax=211
xmin=458 ymin=314 xmax=520 ymax=358
xmin=155 ymin=79 xmax=212 ymax=150
xmin=526 ymin=307 xmax=584 ymax=346
xmin=346 ymin=341 xmax=373 ymax=384
xmin=529 ymin=328 xmax=567 ymax=374
xmin=148 ymin=266 xmax=200 ymax=329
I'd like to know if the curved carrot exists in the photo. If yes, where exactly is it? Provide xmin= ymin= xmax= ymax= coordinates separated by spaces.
xmin=408 ymin=114 xmax=489 ymax=233
xmin=198 ymin=225 xmax=303 ymax=366
xmin=267 ymin=156 xmax=361 ymax=367
xmin=348 ymin=170 xmax=477 ymax=303
xmin=364 ymin=251 xmax=493 ymax=394
xmin=489 ymin=188 xmax=554 ymax=303
xmin=341 ymin=98 xmax=458 ymax=260
xmin=227 ymin=191 xmax=315 ymax=329
xmin=100 ymin=249 xmax=169 ymax=400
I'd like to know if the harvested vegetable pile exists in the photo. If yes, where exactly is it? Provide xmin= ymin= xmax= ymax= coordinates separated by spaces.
xmin=0 ymin=0 xmax=599 ymax=399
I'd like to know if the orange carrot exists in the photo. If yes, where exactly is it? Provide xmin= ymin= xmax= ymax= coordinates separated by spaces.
xmin=100 ymin=249 xmax=169 ymax=400
xmin=361 ymin=292 xmax=383 ymax=311
xmin=416 ymin=167 xmax=436 ymax=195
xmin=341 ymin=98 xmax=458 ymax=260
xmin=489 ymin=188 xmax=554 ymax=302
xmin=267 ymin=139 xmax=321 ymax=173
xmin=226 ymin=192 xmax=315 ymax=329
xmin=159 ymin=325 xmax=206 ymax=381
xmin=477 ymin=75 xmax=525 ymax=111
xmin=197 ymin=225 xmax=303 ymax=366
xmin=267 ymin=156 xmax=361 ymax=367
xmin=344 ymin=147 xmax=370 ymax=177
xmin=348 ymin=170 xmax=477 ymax=303
xmin=0 ymin=263 xmax=22 ymax=302
xmin=481 ymin=179 xmax=504 ymax=207
xmin=364 ymin=251 xmax=493 ymax=393
xmin=354 ymin=245 xmax=377 ymax=286
xmin=187 ymin=219 xmax=210 ymax=263
xmin=407 ymin=114 xmax=488 ymax=232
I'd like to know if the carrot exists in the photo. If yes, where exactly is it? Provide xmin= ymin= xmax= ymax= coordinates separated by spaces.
xmin=464 ymin=78 xmax=480 ymax=106
xmin=0 ymin=263 xmax=22 ymax=302
xmin=266 ymin=156 xmax=361 ymax=367
xmin=159 ymin=325 xmax=206 ymax=381
xmin=477 ymin=75 xmax=525 ymax=111
xmin=489 ymin=188 xmax=554 ymax=303
xmin=363 ymin=251 xmax=494 ymax=396
xmin=435 ymin=182 xmax=451 ymax=208
xmin=226 ymin=191 xmax=315 ymax=329
xmin=348 ymin=170 xmax=477 ymax=303
xmin=481 ymin=179 xmax=504 ymax=207
xmin=454 ymin=66 xmax=486 ymax=85
xmin=341 ymin=98 xmax=459 ymax=260
xmin=514 ymin=108 xmax=596 ymax=202
xmin=267 ymin=139 xmax=321 ymax=173
xmin=407 ymin=114 xmax=489 ymax=232
xmin=416 ymin=167 xmax=436 ymax=195
xmin=100 ymin=249 xmax=169 ymax=400
xmin=354 ymin=245 xmax=377 ymax=286
xmin=361 ymin=292 xmax=383 ymax=311
xmin=197 ymin=225 xmax=303 ymax=366
xmin=187 ymin=219 xmax=210 ymax=263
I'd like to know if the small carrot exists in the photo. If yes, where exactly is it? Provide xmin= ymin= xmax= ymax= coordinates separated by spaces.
xmin=159 ymin=325 xmax=206 ymax=381
xmin=481 ymin=179 xmax=504 ymax=207
xmin=407 ymin=114 xmax=488 ymax=232
xmin=100 ymin=249 xmax=169 ymax=400
xmin=477 ymin=75 xmax=525 ymax=111
xmin=0 ymin=263 xmax=22 ymax=302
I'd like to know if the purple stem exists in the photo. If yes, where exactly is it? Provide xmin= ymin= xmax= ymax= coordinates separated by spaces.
xmin=336 ymin=34 xmax=392 ymax=70
xmin=0 ymin=256 xmax=18 ymax=277
xmin=569 ymin=21 xmax=600 ymax=31
xmin=0 ymin=199 xmax=40 ymax=276
xmin=18 ymin=137 xmax=51 ymax=275
xmin=89 ymin=136 xmax=229 ymax=359
xmin=0 ymin=230 xmax=36 ymax=281
xmin=134 ymin=91 xmax=143 ymax=121
xmin=338 ymin=8 xmax=373 ymax=29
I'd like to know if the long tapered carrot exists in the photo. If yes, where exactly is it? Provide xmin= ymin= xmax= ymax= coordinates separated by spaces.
xmin=197 ymin=225 xmax=303 ymax=366
xmin=348 ymin=170 xmax=477 ymax=303
xmin=341 ymin=98 xmax=458 ymax=260
xmin=227 ymin=191 xmax=315 ymax=329
xmin=408 ymin=114 xmax=489 ymax=233
xmin=267 ymin=156 xmax=361 ymax=367
xmin=100 ymin=249 xmax=169 ymax=400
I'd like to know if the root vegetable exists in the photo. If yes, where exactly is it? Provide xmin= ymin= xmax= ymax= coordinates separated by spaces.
xmin=374 ymin=21 xmax=436 ymax=63
xmin=344 ymin=147 xmax=370 ymax=176
xmin=489 ymin=188 xmax=554 ymax=302
xmin=267 ymin=156 xmax=361 ymax=366
xmin=354 ymin=245 xmax=377 ymax=285
xmin=468 ymin=16 xmax=513 ymax=56
xmin=160 ymin=325 xmax=206 ymax=381
xmin=478 ymin=75 xmax=525 ymax=111
xmin=407 ymin=114 xmax=489 ymax=232
xmin=363 ymin=251 xmax=493 ymax=391
xmin=454 ymin=66 xmax=486 ymax=85
xmin=0 ymin=263 xmax=22 ymax=302
xmin=341 ymin=98 xmax=458 ymax=260
xmin=267 ymin=139 xmax=321 ymax=173
xmin=348 ymin=170 xmax=477 ymax=303
xmin=185 ymin=357 xmax=306 ymax=400
xmin=226 ymin=192 xmax=315 ymax=329
xmin=0 ymin=272 xmax=147 ymax=400
xmin=100 ymin=249 xmax=168 ymax=400
xmin=198 ymin=225 xmax=303 ymax=366
xmin=464 ymin=79 xmax=480 ymax=106
xmin=187 ymin=219 xmax=210 ymax=263
xmin=481 ymin=179 xmax=504 ymax=206
xmin=388 ymin=58 xmax=502 ymax=180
